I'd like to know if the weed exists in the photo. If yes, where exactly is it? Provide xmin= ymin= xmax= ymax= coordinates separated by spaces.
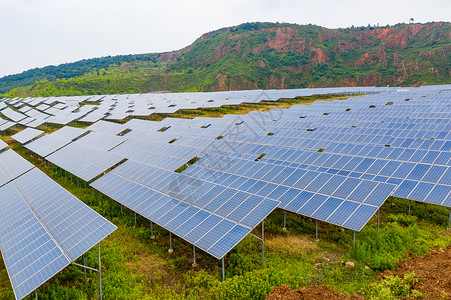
xmin=369 ymin=272 xmax=423 ymax=299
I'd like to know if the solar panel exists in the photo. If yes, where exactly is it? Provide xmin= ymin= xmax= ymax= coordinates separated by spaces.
xmin=12 ymin=168 xmax=117 ymax=260
xmin=0 ymin=165 xmax=117 ymax=300
xmin=0 ymin=121 xmax=16 ymax=131
xmin=0 ymin=107 xmax=27 ymax=122
xmin=0 ymin=149 xmax=34 ymax=187
xmin=91 ymin=160 xmax=279 ymax=259
xmin=86 ymin=120 xmax=128 ymax=135
xmin=0 ymin=139 xmax=7 ymax=150
xmin=0 ymin=182 xmax=70 ymax=300
xmin=24 ymin=126 xmax=89 ymax=157
xmin=46 ymin=142 xmax=125 ymax=181
xmin=11 ymin=128 xmax=44 ymax=144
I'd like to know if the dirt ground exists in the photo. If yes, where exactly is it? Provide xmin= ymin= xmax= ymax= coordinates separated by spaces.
xmin=267 ymin=246 xmax=451 ymax=299
xmin=266 ymin=284 xmax=364 ymax=300
xmin=377 ymin=247 xmax=451 ymax=299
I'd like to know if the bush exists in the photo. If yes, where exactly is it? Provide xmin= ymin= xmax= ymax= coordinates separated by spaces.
xmin=369 ymin=272 xmax=423 ymax=299
xmin=386 ymin=214 xmax=417 ymax=226
xmin=350 ymin=222 xmax=430 ymax=271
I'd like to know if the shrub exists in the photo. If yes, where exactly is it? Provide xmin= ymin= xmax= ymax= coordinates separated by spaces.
xmin=350 ymin=222 xmax=430 ymax=271
xmin=386 ymin=214 xmax=417 ymax=226
xmin=369 ymin=272 xmax=423 ymax=299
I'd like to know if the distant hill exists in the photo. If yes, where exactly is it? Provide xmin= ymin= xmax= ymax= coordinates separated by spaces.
xmin=1 ymin=22 xmax=450 ymax=97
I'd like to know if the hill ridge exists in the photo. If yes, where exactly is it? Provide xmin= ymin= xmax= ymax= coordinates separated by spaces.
xmin=1 ymin=21 xmax=450 ymax=97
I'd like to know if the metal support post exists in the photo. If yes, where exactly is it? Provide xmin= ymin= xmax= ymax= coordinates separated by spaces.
xmin=315 ymin=220 xmax=319 ymax=240
xmin=35 ymin=290 xmax=38 ymax=300
xmin=377 ymin=209 xmax=380 ymax=238
xmin=261 ymin=221 xmax=265 ymax=265
xmin=449 ymin=208 xmax=451 ymax=229
xmin=151 ymin=222 xmax=155 ymax=239
xmin=222 ymin=257 xmax=225 ymax=281
xmin=408 ymin=200 xmax=411 ymax=215
xmin=83 ymin=254 xmax=87 ymax=278
xmin=168 ymin=232 xmax=173 ymax=253
xmin=98 ymin=243 xmax=102 ymax=300
xmin=353 ymin=231 xmax=356 ymax=247
xmin=283 ymin=211 xmax=287 ymax=231
xmin=192 ymin=245 xmax=197 ymax=267
xmin=121 ymin=205 xmax=123 ymax=217
xmin=134 ymin=213 xmax=137 ymax=227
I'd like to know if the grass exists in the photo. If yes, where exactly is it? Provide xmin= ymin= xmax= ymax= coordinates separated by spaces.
xmin=265 ymin=235 xmax=318 ymax=257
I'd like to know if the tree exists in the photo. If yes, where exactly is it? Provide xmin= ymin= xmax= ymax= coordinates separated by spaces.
xmin=409 ymin=18 xmax=414 ymax=24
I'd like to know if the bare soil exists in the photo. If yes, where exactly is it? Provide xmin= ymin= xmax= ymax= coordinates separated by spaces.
xmin=377 ymin=247 xmax=451 ymax=299
xmin=266 ymin=284 xmax=364 ymax=300
xmin=267 ymin=246 xmax=451 ymax=299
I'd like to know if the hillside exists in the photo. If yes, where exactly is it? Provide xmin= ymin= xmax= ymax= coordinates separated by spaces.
xmin=1 ymin=21 xmax=450 ymax=97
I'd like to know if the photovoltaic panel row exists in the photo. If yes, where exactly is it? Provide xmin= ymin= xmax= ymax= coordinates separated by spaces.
xmin=0 ymin=121 xmax=16 ymax=131
xmin=12 ymin=168 xmax=117 ymax=261
xmin=0 ymin=108 xmax=27 ymax=122
xmin=86 ymin=120 xmax=128 ymax=135
xmin=0 ymin=166 xmax=116 ymax=300
xmin=184 ymin=152 xmax=395 ymax=231
xmin=0 ymin=182 xmax=70 ymax=300
xmin=72 ymin=131 xmax=126 ymax=152
xmin=200 ymin=128 xmax=450 ymax=208
xmin=91 ymin=159 xmax=279 ymax=259
xmin=24 ymin=134 xmax=73 ymax=157
xmin=11 ymin=128 xmax=44 ymax=144
xmin=0 ymin=139 xmax=7 ymax=150
xmin=111 ymin=146 xmax=187 ymax=171
xmin=94 ymin=118 xmax=394 ymax=232
xmin=0 ymin=149 xmax=34 ymax=187
xmin=111 ymin=138 xmax=201 ymax=163
xmin=46 ymin=142 xmax=125 ymax=182
xmin=4 ymin=85 xmax=432 ymax=128
xmin=24 ymin=126 xmax=88 ymax=157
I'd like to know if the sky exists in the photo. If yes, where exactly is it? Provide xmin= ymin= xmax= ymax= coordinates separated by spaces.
xmin=0 ymin=0 xmax=449 ymax=78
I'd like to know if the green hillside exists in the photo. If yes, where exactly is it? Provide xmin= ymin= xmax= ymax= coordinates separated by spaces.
xmin=1 ymin=21 xmax=450 ymax=97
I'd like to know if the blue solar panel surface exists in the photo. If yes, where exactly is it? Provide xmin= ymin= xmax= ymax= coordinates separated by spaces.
xmin=0 ymin=161 xmax=117 ymax=300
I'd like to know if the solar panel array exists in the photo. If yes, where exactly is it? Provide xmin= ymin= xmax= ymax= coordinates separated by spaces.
xmin=93 ymin=86 xmax=449 ymax=235
xmin=0 ymin=86 xmax=393 ymax=129
xmin=0 ymin=149 xmax=117 ymax=300
xmin=9 ymin=84 xmax=451 ymax=261
xmin=91 ymin=161 xmax=279 ymax=259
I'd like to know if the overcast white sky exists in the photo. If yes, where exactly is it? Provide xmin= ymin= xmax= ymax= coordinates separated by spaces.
xmin=0 ymin=0 xmax=449 ymax=78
